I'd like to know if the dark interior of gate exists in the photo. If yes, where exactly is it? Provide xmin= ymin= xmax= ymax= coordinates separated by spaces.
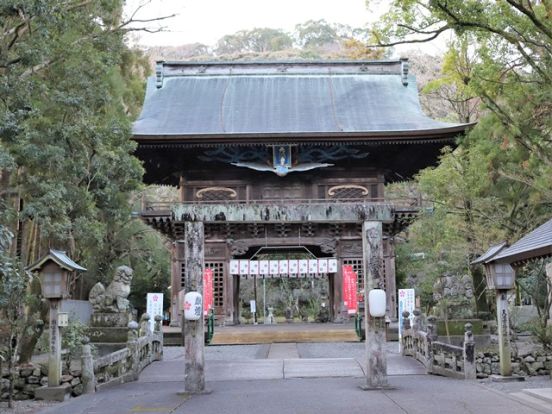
xmin=134 ymin=59 xmax=472 ymax=329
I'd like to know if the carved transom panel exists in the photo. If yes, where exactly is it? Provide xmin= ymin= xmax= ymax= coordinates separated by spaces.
xmin=328 ymin=184 xmax=369 ymax=200
xmin=195 ymin=187 xmax=237 ymax=201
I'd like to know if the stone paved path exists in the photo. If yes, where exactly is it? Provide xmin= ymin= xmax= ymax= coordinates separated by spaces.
xmin=35 ymin=342 xmax=550 ymax=414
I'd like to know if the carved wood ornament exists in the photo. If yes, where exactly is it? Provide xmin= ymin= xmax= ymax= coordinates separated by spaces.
xmin=196 ymin=187 xmax=237 ymax=201
xmin=328 ymin=184 xmax=369 ymax=199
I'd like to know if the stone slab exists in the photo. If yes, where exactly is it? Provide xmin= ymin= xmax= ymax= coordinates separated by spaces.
xmin=523 ymin=388 xmax=552 ymax=404
xmin=38 ymin=374 xmax=548 ymax=414
xmin=490 ymin=374 xmax=525 ymax=382
xmin=206 ymin=360 xmax=284 ymax=381
xmin=284 ymin=358 xmax=364 ymax=378
xmin=267 ymin=343 xmax=299 ymax=359
xmin=510 ymin=392 xmax=552 ymax=413
xmin=90 ymin=313 xmax=130 ymax=328
xmin=88 ymin=327 xmax=128 ymax=343
xmin=34 ymin=384 xmax=71 ymax=402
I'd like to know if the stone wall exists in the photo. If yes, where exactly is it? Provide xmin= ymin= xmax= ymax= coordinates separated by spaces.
xmin=1 ymin=314 xmax=163 ymax=402
xmin=1 ymin=364 xmax=83 ymax=401
xmin=476 ymin=351 xmax=552 ymax=378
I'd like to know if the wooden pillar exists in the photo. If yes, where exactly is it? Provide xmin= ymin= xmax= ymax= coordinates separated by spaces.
xmin=362 ymin=221 xmax=389 ymax=389
xmin=48 ymin=299 xmax=61 ymax=387
xmin=328 ymin=273 xmax=335 ymax=321
xmin=183 ymin=221 xmax=205 ymax=393
xmin=547 ymin=263 xmax=552 ymax=323
xmin=169 ymin=242 xmax=181 ymax=327
xmin=332 ymin=262 xmax=343 ymax=322
xmin=496 ymin=290 xmax=512 ymax=376
xmin=179 ymin=176 xmax=186 ymax=202
xmin=232 ymin=275 xmax=240 ymax=325
xmin=385 ymin=238 xmax=397 ymax=320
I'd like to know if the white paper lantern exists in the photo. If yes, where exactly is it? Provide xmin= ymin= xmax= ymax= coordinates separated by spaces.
xmin=184 ymin=292 xmax=203 ymax=321
xmin=368 ymin=289 xmax=386 ymax=317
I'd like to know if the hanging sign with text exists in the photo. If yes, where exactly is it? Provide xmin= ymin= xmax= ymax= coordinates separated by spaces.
xmin=398 ymin=288 xmax=415 ymax=350
xmin=146 ymin=293 xmax=164 ymax=332
xmin=342 ymin=265 xmax=358 ymax=315
xmin=203 ymin=268 xmax=214 ymax=316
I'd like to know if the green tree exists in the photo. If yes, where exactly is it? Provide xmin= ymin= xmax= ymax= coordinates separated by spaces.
xmin=294 ymin=19 xmax=339 ymax=48
xmin=370 ymin=0 xmax=552 ymax=198
xmin=215 ymin=28 xmax=293 ymax=55
xmin=0 ymin=226 xmax=32 ymax=407
xmin=0 ymin=1 xmax=173 ymax=361
xmin=371 ymin=0 xmax=552 ymax=319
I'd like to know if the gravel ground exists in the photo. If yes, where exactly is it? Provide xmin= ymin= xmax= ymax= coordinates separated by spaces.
xmin=0 ymin=400 xmax=58 ymax=414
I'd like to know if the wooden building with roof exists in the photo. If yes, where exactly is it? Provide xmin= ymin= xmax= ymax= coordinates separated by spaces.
xmin=133 ymin=59 xmax=472 ymax=325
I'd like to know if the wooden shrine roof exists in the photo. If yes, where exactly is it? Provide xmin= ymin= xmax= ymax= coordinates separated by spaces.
xmin=492 ymin=218 xmax=552 ymax=265
xmin=133 ymin=60 xmax=473 ymax=144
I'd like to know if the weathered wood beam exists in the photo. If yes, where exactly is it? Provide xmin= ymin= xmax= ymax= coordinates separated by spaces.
xmin=183 ymin=222 xmax=205 ymax=393
xmin=361 ymin=221 xmax=389 ymax=390
xmin=173 ymin=203 xmax=393 ymax=224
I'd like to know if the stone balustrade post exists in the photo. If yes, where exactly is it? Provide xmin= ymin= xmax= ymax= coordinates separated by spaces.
xmin=425 ymin=316 xmax=437 ymax=374
xmin=463 ymin=323 xmax=476 ymax=379
xmin=412 ymin=309 xmax=421 ymax=333
xmin=154 ymin=314 xmax=162 ymax=334
xmin=139 ymin=313 xmax=151 ymax=337
xmin=402 ymin=311 xmax=411 ymax=331
xmin=154 ymin=314 xmax=164 ymax=361
xmin=426 ymin=316 xmax=438 ymax=342
xmin=81 ymin=336 xmax=95 ymax=394
xmin=127 ymin=321 xmax=140 ymax=380
xmin=401 ymin=311 xmax=410 ymax=356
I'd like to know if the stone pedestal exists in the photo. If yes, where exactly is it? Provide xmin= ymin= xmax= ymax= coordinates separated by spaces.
xmin=89 ymin=312 xmax=131 ymax=344
xmin=34 ymin=383 xmax=71 ymax=402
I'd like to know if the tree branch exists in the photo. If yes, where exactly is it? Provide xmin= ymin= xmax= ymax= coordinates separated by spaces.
xmin=370 ymin=25 xmax=450 ymax=47
xmin=505 ymin=0 xmax=552 ymax=41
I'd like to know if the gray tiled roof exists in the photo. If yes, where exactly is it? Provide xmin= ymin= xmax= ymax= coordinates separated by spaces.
xmin=493 ymin=218 xmax=552 ymax=264
xmin=133 ymin=61 xmax=471 ymax=139
xmin=471 ymin=242 xmax=507 ymax=265
xmin=27 ymin=249 xmax=87 ymax=272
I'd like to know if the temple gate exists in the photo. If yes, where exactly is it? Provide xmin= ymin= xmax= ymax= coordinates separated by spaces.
xmin=133 ymin=59 xmax=471 ymax=326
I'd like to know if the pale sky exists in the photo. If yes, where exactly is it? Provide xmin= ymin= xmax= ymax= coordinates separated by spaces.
xmin=124 ymin=0 xmax=448 ymax=55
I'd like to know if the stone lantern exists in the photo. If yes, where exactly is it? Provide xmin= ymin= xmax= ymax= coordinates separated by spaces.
xmin=27 ymin=250 xmax=86 ymax=399
xmin=472 ymin=243 xmax=516 ymax=377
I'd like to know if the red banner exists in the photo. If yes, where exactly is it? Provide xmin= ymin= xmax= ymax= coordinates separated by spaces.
xmin=342 ymin=265 xmax=358 ymax=315
xmin=203 ymin=268 xmax=214 ymax=316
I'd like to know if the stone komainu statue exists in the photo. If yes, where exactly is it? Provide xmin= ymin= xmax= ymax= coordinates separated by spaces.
xmin=89 ymin=265 xmax=133 ymax=313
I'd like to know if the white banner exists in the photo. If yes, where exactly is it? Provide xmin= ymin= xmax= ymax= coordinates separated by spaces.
xmin=229 ymin=258 xmax=338 ymax=277
xmin=398 ymin=288 xmax=415 ymax=351
xmin=146 ymin=293 xmax=164 ymax=332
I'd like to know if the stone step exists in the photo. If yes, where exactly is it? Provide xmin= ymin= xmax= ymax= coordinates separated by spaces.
xmin=267 ymin=343 xmax=299 ymax=359
xmin=210 ymin=329 xmax=359 ymax=345
xmin=163 ymin=332 xmax=183 ymax=346
xmin=510 ymin=391 xmax=552 ymax=413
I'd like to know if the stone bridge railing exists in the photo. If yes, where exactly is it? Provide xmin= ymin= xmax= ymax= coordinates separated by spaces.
xmin=401 ymin=310 xmax=476 ymax=380
xmin=81 ymin=314 xmax=163 ymax=393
